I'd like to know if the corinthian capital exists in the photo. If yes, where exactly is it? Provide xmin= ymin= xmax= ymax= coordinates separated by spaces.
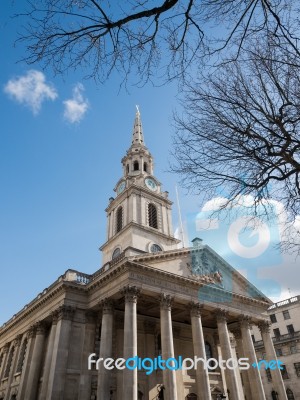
xmin=160 ymin=293 xmax=173 ymax=310
xmin=190 ymin=302 xmax=204 ymax=317
xmin=100 ymin=298 xmax=114 ymax=314
xmin=216 ymin=309 xmax=228 ymax=322
xmin=120 ymin=285 xmax=140 ymax=303
xmin=258 ymin=320 xmax=271 ymax=334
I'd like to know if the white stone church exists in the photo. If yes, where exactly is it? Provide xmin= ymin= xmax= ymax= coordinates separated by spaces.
xmin=0 ymin=110 xmax=287 ymax=400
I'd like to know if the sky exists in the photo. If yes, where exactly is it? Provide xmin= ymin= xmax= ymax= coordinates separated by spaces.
xmin=0 ymin=2 xmax=299 ymax=326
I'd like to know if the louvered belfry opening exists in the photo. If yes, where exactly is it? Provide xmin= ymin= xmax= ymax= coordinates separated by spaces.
xmin=116 ymin=206 xmax=123 ymax=233
xmin=148 ymin=203 xmax=158 ymax=229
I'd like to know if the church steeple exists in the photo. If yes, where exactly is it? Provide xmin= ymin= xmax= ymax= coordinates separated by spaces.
xmin=100 ymin=108 xmax=180 ymax=264
xmin=131 ymin=106 xmax=145 ymax=147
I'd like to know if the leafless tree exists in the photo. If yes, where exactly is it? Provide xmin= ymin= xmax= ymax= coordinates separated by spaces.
xmin=172 ymin=37 xmax=300 ymax=245
xmin=18 ymin=0 xmax=299 ymax=84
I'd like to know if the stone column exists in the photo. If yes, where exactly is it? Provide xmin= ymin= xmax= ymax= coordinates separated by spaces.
xmin=216 ymin=310 xmax=240 ymax=400
xmin=214 ymin=334 xmax=228 ymax=397
xmin=39 ymin=312 xmax=59 ymax=400
xmin=230 ymin=328 xmax=252 ymax=400
xmin=116 ymin=315 xmax=124 ymax=400
xmin=259 ymin=321 xmax=288 ymax=400
xmin=0 ymin=344 xmax=10 ymax=381
xmin=97 ymin=299 xmax=114 ymax=400
xmin=24 ymin=322 xmax=47 ymax=400
xmin=46 ymin=305 xmax=75 ymax=400
xmin=121 ymin=286 xmax=140 ymax=400
xmin=17 ymin=328 xmax=37 ymax=400
xmin=190 ymin=303 xmax=211 ymax=400
xmin=4 ymin=335 xmax=22 ymax=400
xmin=144 ymin=321 xmax=157 ymax=400
xmin=229 ymin=336 xmax=245 ymax=400
xmin=78 ymin=311 xmax=97 ymax=400
xmin=238 ymin=317 xmax=266 ymax=400
xmin=160 ymin=294 xmax=178 ymax=400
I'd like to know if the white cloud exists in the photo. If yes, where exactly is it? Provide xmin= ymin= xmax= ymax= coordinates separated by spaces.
xmin=63 ymin=84 xmax=89 ymax=123
xmin=4 ymin=70 xmax=58 ymax=114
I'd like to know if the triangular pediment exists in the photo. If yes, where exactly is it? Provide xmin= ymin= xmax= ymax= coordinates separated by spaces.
xmin=131 ymin=245 xmax=271 ymax=304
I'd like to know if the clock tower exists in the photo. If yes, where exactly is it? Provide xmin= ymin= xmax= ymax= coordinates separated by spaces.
xmin=100 ymin=108 xmax=180 ymax=264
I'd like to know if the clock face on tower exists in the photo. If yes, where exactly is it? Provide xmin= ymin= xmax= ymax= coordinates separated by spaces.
xmin=145 ymin=177 xmax=157 ymax=191
xmin=116 ymin=181 xmax=126 ymax=195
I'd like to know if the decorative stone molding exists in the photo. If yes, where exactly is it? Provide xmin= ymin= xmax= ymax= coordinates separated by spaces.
xmin=100 ymin=298 xmax=114 ymax=314
xmin=144 ymin=320 xmax=156 ymax=334
xmin=14 ymin=334 xmax=22 ymax=347
xmin=2 ymin=343 xmax=10 ymax=354
xmin=159 ymin=293 xmax=173 ymax=310
xmin=51 ymin=309 xmax=59 ymax=325
xmin=238 ymin=315 xmax=252 ymax=329
xmin=190 ymin=302 xmax=204 ymax=317
xmin=120 ymin=285 xmax=140 ymax=303
xmin=35 ymin=321 xmax=47 ymax=335
xmin=258 ymin=320 xmax=271 ymax=334
xmin=28 ymin=326 xmax=36 ymax=338
xmin=57 ymin=305 xmax=76 ymax=321
xmin=215 ymin=309 xmax=228 ymax=322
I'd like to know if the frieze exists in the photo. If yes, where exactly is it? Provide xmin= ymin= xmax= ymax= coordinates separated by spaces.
xmin=128 ymin=272 xmax=196 ymax=295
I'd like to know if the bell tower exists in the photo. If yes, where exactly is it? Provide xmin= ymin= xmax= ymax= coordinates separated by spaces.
xmin=100 ymin=107 xmax=180 ymax=264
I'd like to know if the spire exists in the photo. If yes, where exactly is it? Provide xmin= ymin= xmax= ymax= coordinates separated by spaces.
xmin=131 ymin=105 xmax=144 ymax=146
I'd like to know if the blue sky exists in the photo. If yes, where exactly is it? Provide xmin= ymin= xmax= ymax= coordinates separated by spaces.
xmin=1 ymin=2 xmax=299 ymax=325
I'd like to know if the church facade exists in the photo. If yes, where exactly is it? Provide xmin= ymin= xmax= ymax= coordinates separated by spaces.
xmin=0 ymin=110 xmax=288 ymax=400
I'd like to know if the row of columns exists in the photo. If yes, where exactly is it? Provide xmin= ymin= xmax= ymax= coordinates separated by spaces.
xmin=0 ymin=292 xmax=288 ymax=400
xmin=96 ymin=287 xmax=288 ymax=400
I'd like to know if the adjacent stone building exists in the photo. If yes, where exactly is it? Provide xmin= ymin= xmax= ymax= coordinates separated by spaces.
xmin=0 ymin=109 xmax=288 ymax=400
xmin=252 ymin=295 xmax=300 ymax=400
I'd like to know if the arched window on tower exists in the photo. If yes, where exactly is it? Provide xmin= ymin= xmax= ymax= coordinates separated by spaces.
xmin=144 ymin=162 xmax=148 ymax=172
xmin=116 ymin=206 xmax=123 ymax=233
xmin=148 ymin=203 xmax=158 ymax=229
xmin=133 ymin=160 xmax=139 ymax=171
xmin=126 ymin=164 xmax=129 ymax=174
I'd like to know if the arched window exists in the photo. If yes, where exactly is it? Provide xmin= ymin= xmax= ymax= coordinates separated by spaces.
xmin=133 ymin=160 xmax=139 ymax=171
xmin=186 ymin=394 xmax=197 ymax=400
xmin=148 ymin=203 xmax=158 ymax=229
xmin=205 ymin=341 xmax=213 ymax=359
xmin=126 ymin=164 xmax=129 ymax=173
xmin=138 ymin=391 xmax=144 ymax=400
xmin=4 ymin=346 xmax=15 ymax=378
xmin=144 ymin=162 xmax=148 ymax=172
xmin=112 ymin=248 xmax=121 ymax=260
xmin=151 ymin=244 xmax=162 ymax=253
xmin=286 ymin=389 xmax=295 ymax=400
xmin=16 ymin=339 xmax=27 ymax=373
xmin=116 ymin=207 xmax=123 ymax=233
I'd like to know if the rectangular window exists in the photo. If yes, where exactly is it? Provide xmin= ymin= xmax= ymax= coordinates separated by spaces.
xmin=281 ymin=365 xmax=289 ymax=380
xmin=283 ymin=310 xmax=290 ymax=320
xmin=276 ymin=348 xmax=283 ymax=356
xmin=287 ymin=324 xmax=295 ymax=335
xmin=273 ymin=328 xmax=281 ymax=338
xmin=294 ymin=362 xmax=300 ymax=377
xmin=290 ymin=345 xmax=297 ymax=354
xmin=270 ymin=314 xmax=277 ymax=323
